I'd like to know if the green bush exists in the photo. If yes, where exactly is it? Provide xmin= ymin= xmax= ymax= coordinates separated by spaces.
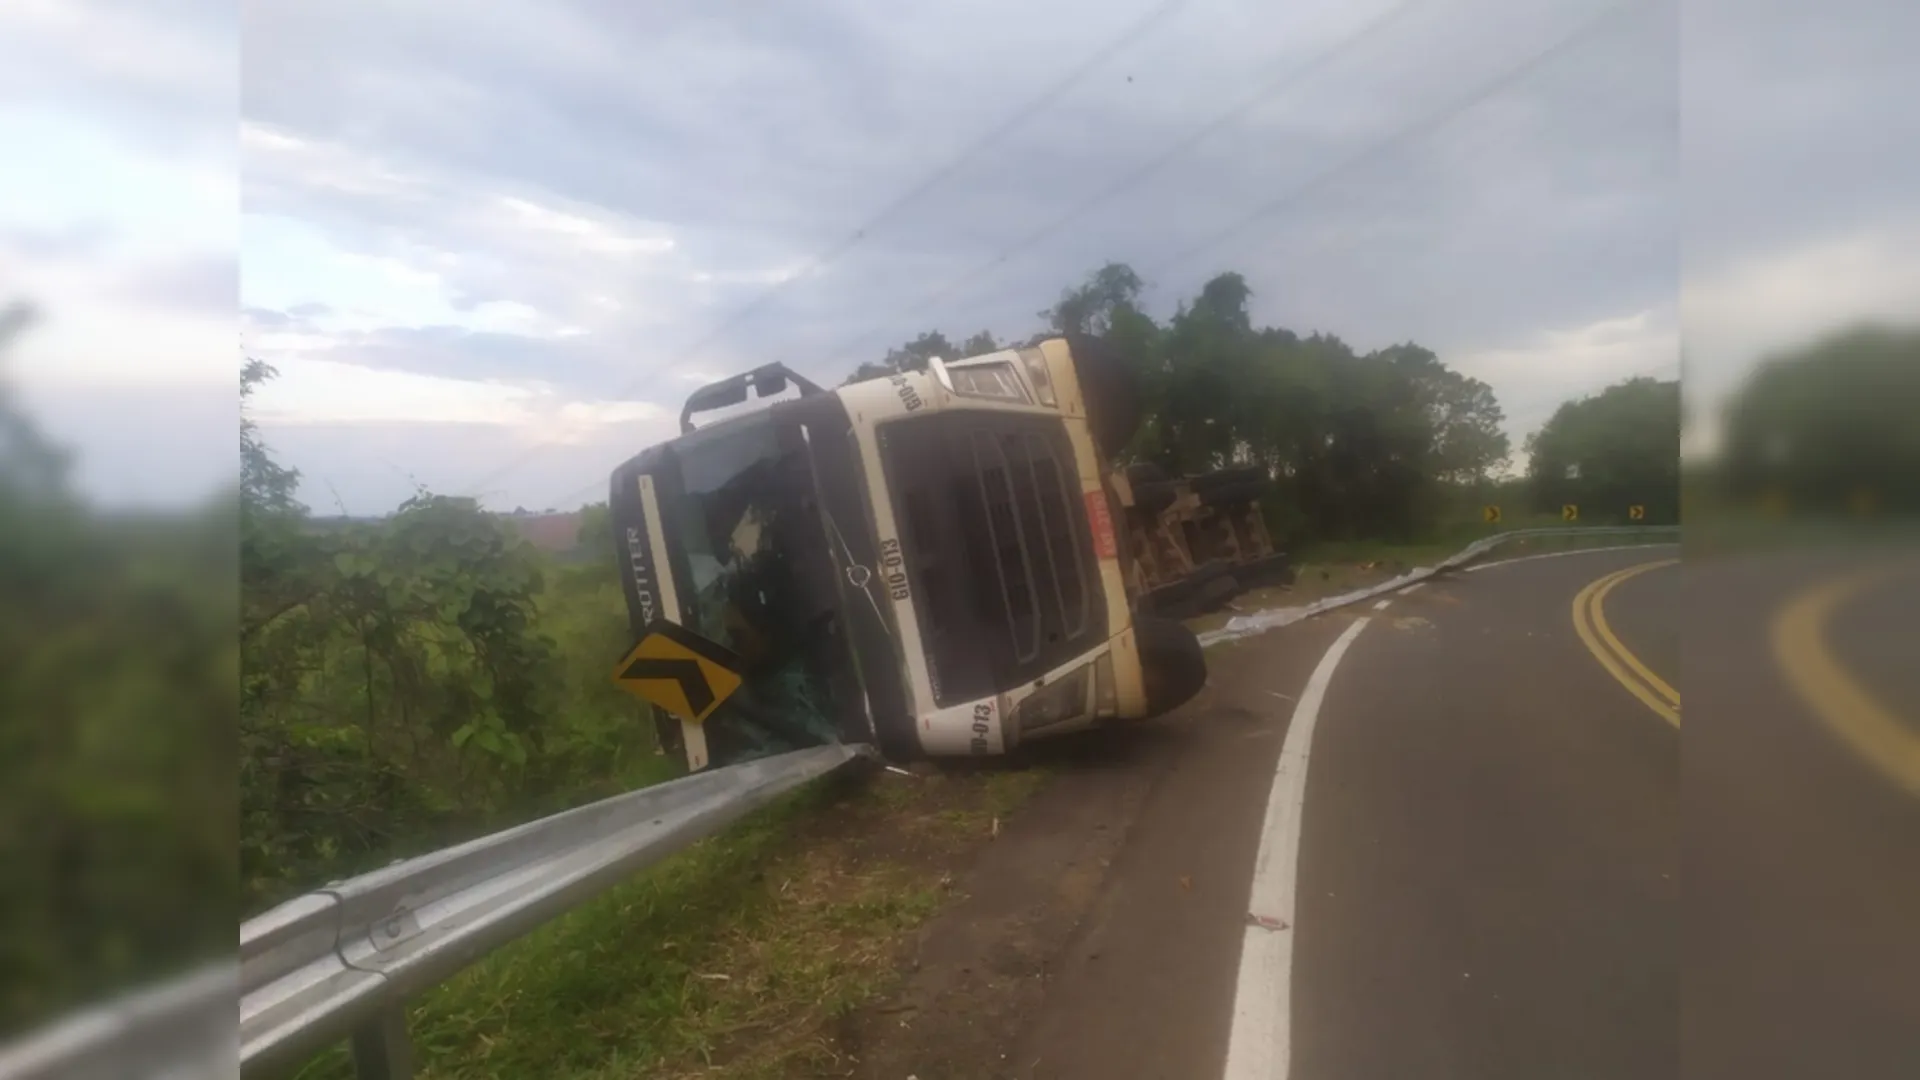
xmin=239 ymin=362 xmax=668 ymax=912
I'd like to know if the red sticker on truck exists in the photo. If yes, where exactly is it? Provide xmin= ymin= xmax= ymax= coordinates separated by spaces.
xmin=1085 ymin=489 xmax=1118 ymax=560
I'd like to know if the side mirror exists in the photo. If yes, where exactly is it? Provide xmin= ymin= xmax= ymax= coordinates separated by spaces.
xmin=927 ymin=356 xmax=955 ymax=393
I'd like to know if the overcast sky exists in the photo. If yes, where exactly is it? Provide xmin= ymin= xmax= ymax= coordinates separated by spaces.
xmin=2 ymin=0 xmax=1913 ymax=514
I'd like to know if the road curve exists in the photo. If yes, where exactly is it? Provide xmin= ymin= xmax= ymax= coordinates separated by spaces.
xmin=1684 ymin=548 xmax=1920 ymax=1080
xmin=1274 ymin=547 xmax=1680 ymax=1080
xmin=992 ymin=544 xmax=1681 ymax=1080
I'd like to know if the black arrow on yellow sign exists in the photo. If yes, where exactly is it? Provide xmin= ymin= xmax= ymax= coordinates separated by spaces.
xmin=612 ymin=620 xmax=745 ymax=724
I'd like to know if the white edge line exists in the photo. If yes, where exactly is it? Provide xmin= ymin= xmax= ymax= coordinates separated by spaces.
xmin=1371 ymin=598 xmax=1392 ymax=611
xmin=1399 ymin=581 xmax=1426 ymax=595
xmin=1464 ymin=542 xmax=1679 ymax=574
xmin=1221 ymin=614 xmax=1373 ymax=1080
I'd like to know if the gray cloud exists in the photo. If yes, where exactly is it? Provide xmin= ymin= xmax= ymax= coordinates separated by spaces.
xmin=0 ymin=222 xmax=117 ymax=263
xmin=230 ymin=0 xmax=1915 ymax=508
xmin=256 ymin=414 xmax=671 ymax=517
xmin=0 ymin=0 xmax=235 ymax=157
xmin=322 ymin=326 xmax=626 ymax=390
xmin=243 ymin=0 xmax=1682 ymax=385
xmin=1683 ymin=0 xmax=1920 ymax=272
xmin=114 ymin=255 xmax=237 ymax=314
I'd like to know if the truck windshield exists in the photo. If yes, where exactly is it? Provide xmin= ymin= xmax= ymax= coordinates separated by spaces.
xmin=670 ymin=420 xmax=846 ymax=760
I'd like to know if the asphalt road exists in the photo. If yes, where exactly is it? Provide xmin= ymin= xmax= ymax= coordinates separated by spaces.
xmin=876 ymin=540 xmax=1919 ymax=1080
xmin=1282 ymin=547 xmax=1681 ymax=1080
xmin=1002 ymin=544 xmax=1686 ymax=1080
xmin=1684 ymin=546 xmax=1920 ymax=1080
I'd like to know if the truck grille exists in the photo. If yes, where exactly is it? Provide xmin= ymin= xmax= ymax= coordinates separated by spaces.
xmin=880 ymin=413 xmax=1105 ymax=706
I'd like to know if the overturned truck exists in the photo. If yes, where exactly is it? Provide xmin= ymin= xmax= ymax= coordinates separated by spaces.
xmin=1110 ymin=463 xmax=1296 ymax=622
xmin=605 ymin=337 xmax=1216 ymax=772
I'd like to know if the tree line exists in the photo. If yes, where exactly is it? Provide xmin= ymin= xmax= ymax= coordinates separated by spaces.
xmin=849 ymin=262 xmax=1680 ymax=541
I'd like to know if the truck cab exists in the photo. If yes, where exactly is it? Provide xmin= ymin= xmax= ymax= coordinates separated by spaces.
xmin=608 ymin=336 xmax=1207 ymax=771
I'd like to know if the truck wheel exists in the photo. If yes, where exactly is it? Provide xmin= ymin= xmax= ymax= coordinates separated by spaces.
xmin=1125 ymin=461 xmax=1172 ymax=487
xmin=1194 ymin=477 xmax=1268 ymax=507
xmin=1240 ymin=551 xmax=1295 ymax=588
xmin=1132 ymin=478 xmax=1180 ymax=515
xmin=1138 ymin=576 xmax=1199 ymax=620
xmin=1137 ymin=616 xmax=1208 ymax=717
xmin=1193 ymin=566 xmax=1243 ymax=613
xmin=1138 ymin=560 xmax=1234 ymax=620
xmin=1188 ymin=464 xmax=1266 ymax=496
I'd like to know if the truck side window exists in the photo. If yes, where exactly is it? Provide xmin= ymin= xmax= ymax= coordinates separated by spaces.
xmin=948 ymin=361 xmax=1031 ymax=404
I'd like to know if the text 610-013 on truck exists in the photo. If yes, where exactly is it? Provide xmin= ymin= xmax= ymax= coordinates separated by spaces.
xmin=606 ymin=335 xmax=1210 ymax=772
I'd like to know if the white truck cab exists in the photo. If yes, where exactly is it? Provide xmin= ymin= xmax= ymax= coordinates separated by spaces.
xmin=608 ymin=336 xmax=1206 ymax=772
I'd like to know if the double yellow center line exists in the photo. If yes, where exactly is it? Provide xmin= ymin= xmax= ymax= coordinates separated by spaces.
xmin=1772 ymin=568 xmax=1920 ymax=797
xmin=1572 ymin=559 xmax=1680 ymax=728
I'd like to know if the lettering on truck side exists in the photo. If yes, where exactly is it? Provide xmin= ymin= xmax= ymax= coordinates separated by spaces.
xmin=970 ymin=701 xmax=994 ymax=755
xmin=624 ymin=525 xmax=658 ymax=625
xmin=879 ymin=537 xmax=910 ymax=601
xmin=888 ymin=373 xmax=925 ymax=412
xmin=1084 ymin=489 xmax=1118 ymax=560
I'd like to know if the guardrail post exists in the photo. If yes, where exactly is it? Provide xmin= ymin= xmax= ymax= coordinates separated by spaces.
xmin=350 ymin=1005 xmax=414 ymax=1080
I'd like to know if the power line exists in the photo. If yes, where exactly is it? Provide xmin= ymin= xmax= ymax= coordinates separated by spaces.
xmin=537 ymin=0 xmax=1654 ymax=510
xmin=1144 ymin=0 xmax=1656 ymax=280
xmin=458 ymin=0 xmax=1199 ymax=499
xmin=769 ymin=0 xmax=1435 ymax=383
xmin=767 ymin=0 xmax=1644 ymax=417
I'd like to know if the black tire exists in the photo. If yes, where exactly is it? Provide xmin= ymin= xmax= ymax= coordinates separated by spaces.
xmin=1139 ymin=560 xmax=1235 ymax=620
xmin=1138 ymin=576 xmax=1200 ymax=620
xmin=1125 ymin=461 xmax=1171 ymax=487
xmin=1137 ymin=616 xmax=1208 ymax=717
xmin=1238 ymin=551 xmax=1295 ymax=588
xmin=1132 ymin=478 xmax=1180 ymax=515
xmin=1066 ymin=333 xmax=1142 ymax=460
xmin=1194 ymin=477 xmax=1268 ymax=508
xmin=1187 ymin=465 xmax=1265 ymax=496
xmin=1193 ymin=565 xmax=1242 ymax=613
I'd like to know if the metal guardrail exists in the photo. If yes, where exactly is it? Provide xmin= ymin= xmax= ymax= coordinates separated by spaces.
xmin=0 ymin=962 xmax=235 ymax=1080
xmin=1198 ymin=525 xmax=1680 ymax=645
xmin=0 ymin=742 xmax=866 ymax=1080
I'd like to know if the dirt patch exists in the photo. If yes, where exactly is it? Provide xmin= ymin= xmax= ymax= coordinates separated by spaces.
xmin=828 ymin=633 xmax=1323 ymax=1080
xmin=660 ymin=766 xmax=1051 ymax=1079
xmin=833 ymin=732 xmax=1175 ymax=1080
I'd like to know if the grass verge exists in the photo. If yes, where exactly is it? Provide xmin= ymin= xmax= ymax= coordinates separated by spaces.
xmin=290 ymin=764 xmax=1050 ymax=1080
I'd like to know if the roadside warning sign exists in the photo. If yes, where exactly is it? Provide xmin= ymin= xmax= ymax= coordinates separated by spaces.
xmin=1482 ymin=505 xmax=1501 ymax=524
xmin=1562 ymin=504 xmax=1579 ymax=522
xmin=1628 ymin=505 xmax=1645 ymax=521
xmin=612 ymin=620 xmax=745 ymax=724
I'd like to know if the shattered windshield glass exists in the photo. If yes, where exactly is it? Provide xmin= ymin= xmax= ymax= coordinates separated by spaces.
xmin=672 ymin=420 xmax=846 ymax=761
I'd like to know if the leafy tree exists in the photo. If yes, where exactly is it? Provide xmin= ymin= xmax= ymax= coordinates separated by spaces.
xmin=2 ymin=303 xmax=234 ymax=1035
xmin=238 ymin=364 xmax=659 ymax=911
xmin=1526 ymin=376 xmax=1680 ymax=523
xmin=959 ymin=330 xmax=1000 ymax=356
xmin=1040 ymin=261 xmax=1146 ymax=337
xmin=1380 ymin=344 xmax=1510 ymax=484
xmin=1717 ymin=323 xmax=1920 ymax=514
xmin=576 ymin=500 xmax=615 ymax=565
xmin=843 ymin=330 xmax=958 ymax=385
